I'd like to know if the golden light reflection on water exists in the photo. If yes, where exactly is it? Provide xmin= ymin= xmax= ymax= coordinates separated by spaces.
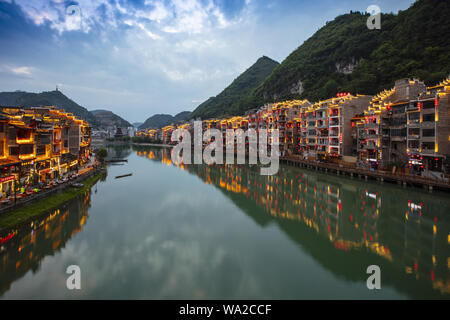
xmin=135 ymin=147 xmax=450 ymax=295
xmin=0 ymin=190 xmax=92 ymax=295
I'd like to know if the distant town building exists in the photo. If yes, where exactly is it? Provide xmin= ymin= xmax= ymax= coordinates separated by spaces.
xmin=134 ymin=76 xmax=450 ymax=175
xmin=114 ymin=127 xmax=124 ymax=138
xmin=127 ymin=126 xmax=136 ymax=137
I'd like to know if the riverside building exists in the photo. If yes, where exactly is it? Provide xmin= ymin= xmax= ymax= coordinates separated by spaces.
xmin=134 ymin=77 xmax=449 ymax=175
xmin=0 ymin=106 xmax=92 ymax=196
xmin=351 ymin=78 xmax=449 ymax=174
xmin=295 ymin=94 xmax=372 ymax=160
xmin=407 ymin=78 xmax=450 ymax=175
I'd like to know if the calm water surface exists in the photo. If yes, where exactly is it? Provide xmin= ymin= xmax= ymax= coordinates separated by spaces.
xmin=0 ymin=145 xmax=449 ymax=299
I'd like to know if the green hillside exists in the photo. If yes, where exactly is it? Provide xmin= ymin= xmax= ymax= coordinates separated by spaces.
xmin=190 ymin=56 xmax=279 ymax=119
xmin=237 ymin=0 xmax=450 ymax=113
xmin=90 ymin=109 xmax=131 ymax=128
xmin=139 ymin=111 xmax=192 ymax=129
xmin=0 ymin=90 xmax=98 ymax=125
xmin=173 ymin=111 xmax=192 ymax=123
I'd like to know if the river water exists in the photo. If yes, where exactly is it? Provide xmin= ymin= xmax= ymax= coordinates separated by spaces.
xmin=0 ymin=145 xmax=449 ymax=299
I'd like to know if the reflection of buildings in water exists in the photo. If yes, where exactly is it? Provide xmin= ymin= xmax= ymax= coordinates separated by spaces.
xmin=0 ymin=190 xmax=92 ymax=296
xmin=402 ymin=201 xmax=449 ymax=295
xmin=106 ymin=145 xmax=133 ymax=159
xmin=135 ymin=146 xmax=449 ymax=296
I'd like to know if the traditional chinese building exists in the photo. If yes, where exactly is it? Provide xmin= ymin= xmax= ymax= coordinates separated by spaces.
xmin=0 ymin=106 xmax=92 ymax=195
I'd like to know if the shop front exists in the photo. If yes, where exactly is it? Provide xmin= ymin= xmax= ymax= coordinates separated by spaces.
xmin=0 ymin=161 xmax=20 ymax=197
xmin=36 ymin=160 xmax=52 ymax=183
xmin=408 ymin=153 xmax=444 ymax=171
xmin=19 ymin=160 xmax=35 ymax=186
xmin=0 ymin=174 xmax=16 ymax=197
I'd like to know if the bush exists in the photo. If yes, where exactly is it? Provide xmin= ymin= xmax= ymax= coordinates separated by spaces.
xmin=131 ymin=136 xmax=161 ymax=144
xmin=96 ymin=148 xmax=108 ymax=162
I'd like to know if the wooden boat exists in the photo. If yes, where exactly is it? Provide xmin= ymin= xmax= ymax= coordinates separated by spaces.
xmin=115 ymin=173 xmax=132 ymax=179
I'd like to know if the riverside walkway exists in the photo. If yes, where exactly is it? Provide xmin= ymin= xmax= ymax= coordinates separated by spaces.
xmin=0 ymin=165 xmax=104 ymax=216
xmin=280 ymin=156 xmax=450 ymax=192
xmin=130 ymin=142 xmax=450 ymax=192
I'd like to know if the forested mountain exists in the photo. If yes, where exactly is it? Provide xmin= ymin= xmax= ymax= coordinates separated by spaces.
xmin=234 ymin=0 xmax=450 ymax=114
xmin=139 ymin=111 xmax=192 ymax=129
xmin=90 ymin=109 xmax=131 ymax=128
xmin=190 ymin=56 xmax=279 ymax=119
xmin=0 ymin=90 xmax=98 ymax=124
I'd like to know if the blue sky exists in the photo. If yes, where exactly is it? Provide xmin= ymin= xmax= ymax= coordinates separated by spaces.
xmin=0 ymin=0 xmax=415 ymax=123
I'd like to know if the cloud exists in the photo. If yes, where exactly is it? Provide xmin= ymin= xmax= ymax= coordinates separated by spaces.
xmin=134 ymin=21 xmax=162 ymax=39
xmin=8 ymin=66 xmax=33 ymax=76
xmin=0 ymin=0 xmax=416 ymax=123
xmin=0 ymin=0 xmax=258 ymax=121
xmin=138 ymin=1 xmax=170 ymax=22
xmin=11 ymin=0 xmax=237 ymax=36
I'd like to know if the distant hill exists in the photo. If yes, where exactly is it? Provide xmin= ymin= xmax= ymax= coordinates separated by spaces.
xmin=90 ymin=109 xmax=131 ymax=128
xmin=190 ymin=56 xmax=279 ymax=119
xmin=139 ymin=111 xmax=192 ymax=129
xmin=239 ymin=0 xmax=450 ymax=111
xmin=0 ymin=90 xmax=97 ymax=125
xmin=173 ymin=111 xmax=192 ymax=122
xmin=132 ymin=122 xmax=143 ymax=128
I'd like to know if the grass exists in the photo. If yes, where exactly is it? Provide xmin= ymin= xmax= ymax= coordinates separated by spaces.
xmin=0 ymin=172 xmax=103 ymax=230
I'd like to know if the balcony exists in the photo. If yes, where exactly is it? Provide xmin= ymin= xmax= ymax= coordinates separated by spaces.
xmin=365 ymin=122 xmax=378 ymax=128
xmin=19 ymin=153 xmax=35 ymax=160
xmin=390 ymin=118 xmax=407 ymax=126
xmin=364 ymin=143 xmax=378 ymax=149
xmin=329 ymin=147 xmax=340 ymax=155
xmin=329 ymin=139 xmax=339 ymax=146
xmin=329 ymin=110 xmax=339 ymax=117
xmin=329 ymin=120 xmax=340 ymax=127
xmin=329 ymin=130 xmax=339 ymax=137
xmin=408 ymin=120 xmax=420 ymax=125
xmin=391 ymin=136 xmax=406 ymax=142
xmin=16 ymin=137 xmax=34 ymax=144
xmin=421 ymin=148 xmax=436 ymax=155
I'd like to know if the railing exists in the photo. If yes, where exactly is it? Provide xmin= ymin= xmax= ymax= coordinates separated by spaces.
xmin=279 ymin=157 xmax=450 ymax=191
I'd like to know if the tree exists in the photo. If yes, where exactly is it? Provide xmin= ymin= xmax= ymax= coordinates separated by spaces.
xmin=324 ymin=79 xmax=339 ymax=98
xmin=96 ymin=148 xmax=108 ymax=163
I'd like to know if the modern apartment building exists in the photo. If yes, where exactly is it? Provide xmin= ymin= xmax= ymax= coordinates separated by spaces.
xmin=407 ymin=78 xmax=450 ymax=174
xmin=134 ymin=76 xmax=449 ymax=175
xmin=295 ymin=94 xmax=372 ymax=159
xmin=353 ymin=78 xmax=428 ymax=168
